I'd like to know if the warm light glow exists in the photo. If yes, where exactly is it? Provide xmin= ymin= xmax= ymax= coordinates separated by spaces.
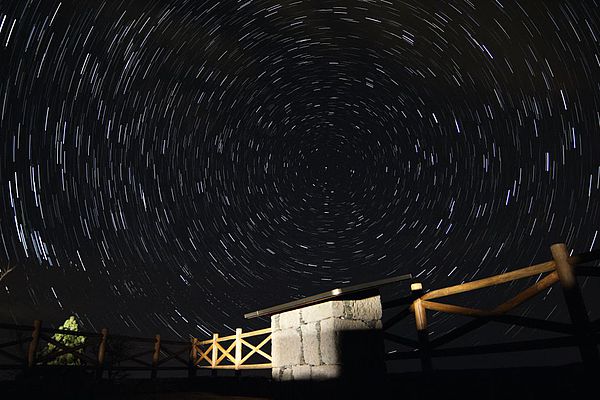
xmin=411 ymin=283 xmax=423 ymax=292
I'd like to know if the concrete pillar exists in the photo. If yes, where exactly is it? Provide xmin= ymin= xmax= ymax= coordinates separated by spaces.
xmin=271 ymin=294 xmax=385 ymax=381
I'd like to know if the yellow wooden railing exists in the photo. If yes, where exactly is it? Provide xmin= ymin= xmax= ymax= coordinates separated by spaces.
xmin=190 ymin=327 xmax=272 ymax=370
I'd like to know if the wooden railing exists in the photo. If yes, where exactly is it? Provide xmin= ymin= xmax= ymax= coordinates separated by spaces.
xmin=190 ymin=328 xmax=272 ymax=370
xmin=0 ymin=322 xmax=273 ymax=377
xmin=0 ymin=322 xmax=192 ymax=378
xmin=2 ymin=242 xmax=597 ymax=377
xmin=383 ymin=243 xmax=600 ymax=371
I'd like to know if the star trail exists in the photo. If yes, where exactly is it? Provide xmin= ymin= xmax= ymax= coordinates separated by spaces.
xmin=0 ymin=0 xmax=599 ymax=346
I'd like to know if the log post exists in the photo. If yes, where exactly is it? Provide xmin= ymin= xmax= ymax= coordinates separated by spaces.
xmin=27 ymin=320 xmax=42 ymax=368
xmin=151 ymin=334 xmax=161 ymax=379
xmin=551 ymin=243 xmax=600 ymax=369
xmin=96 ymin=328 xmax=108 ymax=379
xmin=188 ymin=337 xmax=197 ymax=378
xmin=412 ymin=283 xmax=432 ymax=372
xmin=234 ymin=328 xmax=242 ymax=376
xmin=211 ymin=333 xmax=219 ymax=376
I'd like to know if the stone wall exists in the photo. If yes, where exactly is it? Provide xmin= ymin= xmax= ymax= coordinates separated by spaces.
xmin=270 ymin=295 xmax=385 ymax=381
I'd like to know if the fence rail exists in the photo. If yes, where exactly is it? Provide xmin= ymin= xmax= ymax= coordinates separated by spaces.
xmin=190 ymin=327 xmax=272 ymax=370
xmin=383 ymin=243 xmax=600 ymax=371
xmin=0 ymin=322 xmax=272 ymax=378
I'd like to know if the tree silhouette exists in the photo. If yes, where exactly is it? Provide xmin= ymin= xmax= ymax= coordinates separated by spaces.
xmin=40 ymin=316 xmax=86 ymax=365
xmin=0 ymin=266 xmax=14 ymax=282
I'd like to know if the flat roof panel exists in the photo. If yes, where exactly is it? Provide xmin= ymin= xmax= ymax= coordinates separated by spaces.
xmin=244 ymin=274 xmax=412 ymax=319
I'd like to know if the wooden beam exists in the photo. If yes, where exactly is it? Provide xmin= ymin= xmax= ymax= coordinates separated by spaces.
xmin=422 ymin=261 xmax=556 ymax=301
xmin=240 ymin=335 xmax=272 ymax=364
xmin=382 ymin=332 xmax=419 ymax=348
xmin=382 ymin=307 xmax=412 ymax=331
xmin=433 ymin=334 xmax=600 ymax=357
xmin=422 ymin=301 xmax=490 ymax=317
xmin=492 ymin=271 xmax=559 ymax=314
xmin=27 ymin=320 xmax=41 ymax=368
xmin=151 ymin=334 xmax=161 ymax=379
xmin=551 ymin=243 xmax=600 ymax=369
xmin=429 ymin=313 xmax=575 ymax=350
xmin=237 ymin=363 xmax=272 ymax=370
xmin=240 ymin=328 xmax=272 ymax=338
xmin=195 ymin=343 xmax=213 ymax=365
xmin=127 ymin=357 xmax=152 ymax=367
xmin=430 ymin=319 xmax=488 ymax=349
xmin=244 ymin=274 xmax=411 ymax=319
xmin=423 ymin=269 xmax=557 ymax=317
xmin=414 ymin=299 xmax=427 ymax=331
xmin=0 ymin=323 xmax=36 ymax=331
xmin=215 ymin=340 xmax=236 ymax=365
xmin=488 ymin=315 xmax=574 ymax=334
xmin=415 ymin=249 xmax=598 ymax=305
xmin=36 ymin=338 xmax=95 ymax=365
xmin=387 ymin=335 xmax=600 ymax=360
xmin=124 ymin=348 xmax=154 ymax=360
xmin=235 ymin=328 xmax=242 ymax=374
xmin=200 ymin=363 xmax=272 ymax=370
xmin=0 ymin=348 xmax=24 ymax=363
xmin=412 ymin=283 xmax=432 ymax=372
xmin=211 ymin=333 xmax=218 ymax=375
xmin=96 ymin=328 xmax=108 ymax=379
xmin=188 ymin=338 xmax=197 ymax=378
xmin=156 ymin=346 xmax=190 ymax=366
xmin=0 ymin=338 xmax=28 ymax=349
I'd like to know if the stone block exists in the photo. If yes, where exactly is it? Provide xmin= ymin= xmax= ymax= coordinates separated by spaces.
xmin=301 ymin=322 xmax=321 ymax=366
xmin=279 ymin=309 xmax=300 ymax=329
xmin=291 ymin=365 xmax=312 ymax=380
xmin=271 ymin=314 xmax=280 ymax=331
xmin=270 ymin=296 xmax=384 ymax=382
xmin=301 ymin=300 xmax=345 ymax=323
xmin=310 ymin=364 xmax=342 ymax=380
xmin=271 ymin=367 xmax=281 ymax=380
xmin=272 ymin=367 xmax=294 ymax=381
xmin=346 ymin=295 xmax=382 ymax=321
xmin=272 ymin=328 xmax=302 ymax=367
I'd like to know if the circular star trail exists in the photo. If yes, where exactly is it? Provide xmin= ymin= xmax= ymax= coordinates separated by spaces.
xmin=1 ymin=0 xmax=599 ymax=340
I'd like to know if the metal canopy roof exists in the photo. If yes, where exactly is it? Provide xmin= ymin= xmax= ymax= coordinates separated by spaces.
xmin=244 ymin=273 xmax=412 ymax=319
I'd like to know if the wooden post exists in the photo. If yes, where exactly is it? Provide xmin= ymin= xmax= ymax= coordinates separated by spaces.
xmin=96 ymin=328 xmax=108 ymax=379
xmin=551 ymin=243 xmax=600 ymax=369
xmin=211 ymin=333 xmax=219 ymax=376
xmin=234 ymin=328 xmax=242 ymax=376
xmin=27 ymin=320 xmax=42 ymax=368
xmin=188 ymin=337 xmax=197 ymax=378
xmin=151 ymin=334 xmax=161 ymax=379
xmin=412 ymin=283 xmax=432 ymax=372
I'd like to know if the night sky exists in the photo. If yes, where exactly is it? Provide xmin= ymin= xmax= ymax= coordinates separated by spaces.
xmin=1 ymin=0 xmax=599 ymax=353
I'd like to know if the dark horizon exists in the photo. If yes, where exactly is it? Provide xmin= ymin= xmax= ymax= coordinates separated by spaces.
xmin=1 ymin=0 xmax=599 ymax=371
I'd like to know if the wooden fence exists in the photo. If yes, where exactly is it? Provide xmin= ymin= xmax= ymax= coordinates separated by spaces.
xmin=383 ymin=243 xmax=600 ymax=371
xmin=0 ymin=321 xmax=272 ymax=378
xmin=0 ymin=322 xmax=193 ymax=378
xmin=2 ymin=242 xmax=598 ymax=377
xmin=190 ymin=328 xmax=272 ymax=371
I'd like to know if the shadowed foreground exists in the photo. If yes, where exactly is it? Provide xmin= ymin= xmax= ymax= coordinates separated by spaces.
xmin=1 ymin=364 xmax=596 ymax=399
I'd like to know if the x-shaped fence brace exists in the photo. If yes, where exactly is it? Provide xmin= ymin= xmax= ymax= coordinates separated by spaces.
xmin=191 ymin=327 xmax=272 ymax=370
